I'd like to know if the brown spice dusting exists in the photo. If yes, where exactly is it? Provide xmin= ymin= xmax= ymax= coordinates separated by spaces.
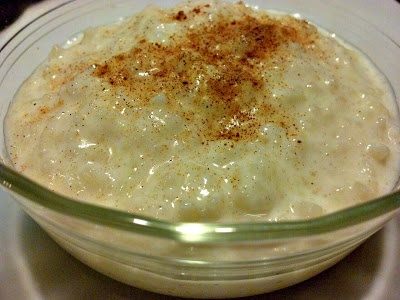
xmin=39 ymin=99 xmax=64 ymax=115
xmin=174 ymin=10 xmax=187 ymax=21
xmin=93 ymin=4 xmax=317 ymax=143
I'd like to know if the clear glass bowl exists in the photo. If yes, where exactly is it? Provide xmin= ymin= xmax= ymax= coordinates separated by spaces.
xmin=0 ymin=0 xmax=399 ymax=298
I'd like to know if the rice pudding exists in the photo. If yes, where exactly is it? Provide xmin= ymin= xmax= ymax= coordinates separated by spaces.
xmin=5 ymin=0 xmax=400 ymax=223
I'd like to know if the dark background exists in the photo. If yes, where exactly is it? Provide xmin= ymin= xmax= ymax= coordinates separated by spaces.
xmin=1 ymin=0 xmax=400 ymax=31
xmin=0 ymin=0 xmax=45 ymax=31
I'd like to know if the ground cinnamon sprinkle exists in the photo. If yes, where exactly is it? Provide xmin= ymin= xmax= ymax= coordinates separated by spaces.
xmin=94 ymin=2 xmax=317 ymax=143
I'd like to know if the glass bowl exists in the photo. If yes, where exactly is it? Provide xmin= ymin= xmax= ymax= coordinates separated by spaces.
xmin=1 ymin=0 xmax=399 ymax=298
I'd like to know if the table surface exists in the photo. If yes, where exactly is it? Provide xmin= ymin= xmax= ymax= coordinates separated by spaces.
xmin=1 ymin=1 xmax=400 ymax=299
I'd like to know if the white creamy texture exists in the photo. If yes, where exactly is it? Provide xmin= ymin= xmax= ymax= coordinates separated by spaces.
xmin=5 ymin=0 xmax=400 ymax=222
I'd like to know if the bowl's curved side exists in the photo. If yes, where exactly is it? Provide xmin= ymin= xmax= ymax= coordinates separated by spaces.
xmin=1 ymin=0 xmax=400 ymax=298
xmin=13 ymin=187 xmax=392 ymax=298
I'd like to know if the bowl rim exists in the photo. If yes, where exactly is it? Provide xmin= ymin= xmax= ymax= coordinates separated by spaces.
xmin=1 ymin=161 xmax=400 ymax=243
xmin=1 ymin=0 xmax=400 ymax=243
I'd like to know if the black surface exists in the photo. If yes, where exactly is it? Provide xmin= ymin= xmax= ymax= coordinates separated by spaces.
xmin=0 ymin=0 xmax=44 ymax=31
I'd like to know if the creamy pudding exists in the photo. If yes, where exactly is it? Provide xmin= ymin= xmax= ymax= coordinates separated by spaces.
xmin=5 ymin=0 xmax=400 ymax=223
